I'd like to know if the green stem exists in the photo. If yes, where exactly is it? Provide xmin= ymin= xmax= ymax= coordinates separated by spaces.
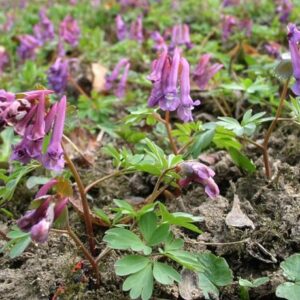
xmin=164 ymin=111 xmax=178 ymax=155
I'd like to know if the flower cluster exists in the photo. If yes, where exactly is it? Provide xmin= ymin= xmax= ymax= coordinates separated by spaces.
xmin=119 ymin=0 xmax=149 ymax=9
xmin=151 ymin=31 xmax=167 ymax=52
xmin=222 ymin=0 xmax=240 ymax=6
xmin=265 ymin=42 xmax=281 ymax=58
xmin=105 ymin=58 xmax=131 ymax=98
xmin=17 ymin=179 xmax=68 ymax=243
xmin=33 ymin=9 xmax=55 ymax=45
xmin=276 ymin=0 xmax=293 ymax=23
xmin=17 ymin=34 xmax=40 ymax=61
xmin=0 ymin=90 xmax=66 ymax=171
xmin=115 ymin=15 xmax=144 ymax=43
xmin=59 ymin=15 xmax=80 ymax=47
xmin=193 ymin=54 xmax=223 ymax=90
xmin=48 ymin=58 xmax=69 ymax=94
xmin=287 ymin=23 xmax=300 ymax=95
xmin=178 ymin=162 xmax=220 ymax=199
xmin=222 ymin=15 xmax=252 ymax=41
xmin=170 ymin=24 xmax=192 ymax=50
xmin=147 ymin=48 xmax=200 ymax=122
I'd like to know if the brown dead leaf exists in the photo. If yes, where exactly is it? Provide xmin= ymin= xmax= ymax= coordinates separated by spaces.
xmin=91 ymin=62 xmax=108 ymax=92
xmin=179 ymin=269 xmax=203 ymax=300
xmin=225 ymin=194 xmax=255 ymax=229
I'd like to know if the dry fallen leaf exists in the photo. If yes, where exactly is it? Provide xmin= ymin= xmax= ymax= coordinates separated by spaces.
xmin=225 ymin=194 xmax=255 ymax=229
xmin=91 ymin=62 xmax=108 ymax=92
xmin=179 ymin=269 xmax=203 ymax=300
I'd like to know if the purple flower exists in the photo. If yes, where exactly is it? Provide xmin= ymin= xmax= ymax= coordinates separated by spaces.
xmin=17 ymin=181 xmax=68 ymax=243
xmin=265 ymin=42 xmax=281 ymax=58
xmin=91 ymin=0 xmax=101 ymax=7
xmin=105 ymin=58 xmax=130 ymax=98
xmin=151 ymin=31 xmax=167 ymax=52
xmin=33 ymin=9 xmax=55 ymax=45
xmin=115 ymin=15 xmax=127 ymax=41
xmin=0 ymin=47 xmax=9 ymax=74
xmin=17 ymin=35 xmax=39 ymax=61
xmin=179 ymin=162 xmax=219 ymax=199
xmin=177 ymin=58 xmax=200 ymax=122
xmin=42 ymin=96 xmax=66 ymax=172
xmin=222 ymin=0 xmax=240 ymax=6
xmin=48 ymin=57 xmax=69 ymax=94
xmin=170 ymin=24 xmax=192 ymax=50
xmin=239 ymin=19 xmax=252 ymax=37
xmin=129 ymin=15 xmax=143 ymax=44
xmin=193 ymin=54 xmax=223 ymax=90
xmin=1 ymin=14 xmax=14 ymax=32
xmin=59 ymin=15 xmax=80 ymax=47
xmin=116 ymin=62 xmax=130 ymax=98
xmin=221 ymin=15 xmax=237 ymax=41
xmin=276 ymin=0 xmax=293 ymax=23
xmin=287 ymin=24 xmax=300 ymax=95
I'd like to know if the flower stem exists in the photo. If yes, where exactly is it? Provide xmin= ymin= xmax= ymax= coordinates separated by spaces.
xmin=63 ymin=145 xmax=96 ymax=255
xmin=67 ymin=225 xmax=100 ymax=286
xmin=262 ymin=79 xmax=289 ymax=178
xmin=164 ymin=111 xmax=178 ymax=154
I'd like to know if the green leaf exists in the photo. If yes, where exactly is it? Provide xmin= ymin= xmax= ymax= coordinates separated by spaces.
xmin=153 ymin=262 xmax=181 ymax=285
xmin=281 ymin=253 xmax=300 ymax=282
xmin=229 ymin=147 xmax=256 ymax=173
xmin=93 ymin=208 xmax=111 ymax=226
xmin=138 ymin=212 xmax=158 ymax=243
xmin=164 ymin=234 xmax=184 ymax=251
xmin=198 ymin=273 xmax=219 ymax=299
xmin=197 ymin=252 xmax=233 ymax=286
xmin=115 ymin=255 xmax=150 ymax=276
xmin=113 ymin=199 xmax=135 ymax=214
xmin=239 ymin=277 xmax=269 ymax=288
xmin=123 ymin=263 xmax=154 ymax=300
xmin=148 ymin=223 xmax=170 ymax=246
xmin=7 ymin=229 xmax=30 ymax=239
xmin=217 ymin=117 xmax=244 ymax=136
xmin=190 ymin=128 xmax=215 ymax=158
xmin=165 ymin=250 xmax=200 ymax=270
xmin=26 ymin=176 xmax=51 ymax=189
xmin=9 ymin=236 xmax=31 ymax=258
xmin=276 ymin=282 xmax=300 ymax=300
xmin=103 ymin=228 xmax=152 ymax=255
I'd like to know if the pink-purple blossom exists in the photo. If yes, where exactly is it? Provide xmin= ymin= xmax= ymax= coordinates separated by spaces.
xmin=193 ymin=54 xmax=223 ymax=90
xmin=59 ymin=15 xmax=80 ymax=47
xmin=151 ymin=31 xmax=167 ymax=52
xmin=48 ymin=57 xmax=69 ymax=94
xmin=17 ymin=35 xmax=40 ymax=61
xmin=115 ymin=15 xmax=127 ymax=41
xmin=0 ymin=47 xmax=9 ymax=74
xmin=169 ymin=24 xmax=192 ymax=50
xmin=179 ymin=162 xmax=219 ymax=198
xmin=33 ymin=9 xmax=55 ymax=45
xmin=276 ymin=0 xmax=293 ymax=23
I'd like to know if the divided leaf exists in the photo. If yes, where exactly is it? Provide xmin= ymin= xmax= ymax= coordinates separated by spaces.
xmin=153 ymin=262 xmax=181 ymax=285
xmin=115 ymin=255 xmax=150 ymax=276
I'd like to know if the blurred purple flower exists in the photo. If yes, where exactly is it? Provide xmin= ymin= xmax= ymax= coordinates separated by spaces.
xmin=1 ymin=14 xmax=14 ymax=32
xmin=17 ymin=34 xmax=39 ymax=61
xmin=33 ymin=9 xmax=55 ymax=45
xmin=265 ymin=42 xmax=281 ymax=58
xmin=221 ymin=15 xmax=237 ymax=41
xmin=17 ymin=181 xmax=68 ymax=243
xmin=170 ymin=24 xmax=192 ymax=49
xmin=0 ymin=47 xmax=9 ymax=74
xmin=105 ymin=58 xmax=130 ymax=98
xmin=115 ymin=15 xmax=127 ymax=41
xmin=276 ymin=0 xmax=293 ymax=23
xmin=239 ymin=18 xmax=253 ymax=37
xmin=91 ymin=0 xmax=101 ymax=7
xmin=129 ymin=15 xmax=143 ymax=43
xmin=287 ymin=23 xmax=300 ymax=95
xmin=42 ymin=96 xmax=66 ymax=172
xmin=48 ymin=57 xmax=69 ymax=94
xmin=222 ymin=0 xmax=240 ymax=6
xmin=179 ymin=162 xmax=219 ymax=198
xmin=59 ymin=15 xmax=80 ymax=47
xmin=151 ymin=31 xmax=167 ymax=52
xmin=193 ymin=54 xmax=223 ymax=90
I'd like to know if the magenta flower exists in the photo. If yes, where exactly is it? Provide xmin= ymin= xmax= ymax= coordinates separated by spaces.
xmin=59 ymin=15 xmax=80 ymax=47
xmin=193 ymin=54 xmax=223 ymax=90
xmin=33 ymin=9 xmax=55 ymax=45
xmin=116 ymin=62 xmax=130 ymax=98
xmin=222 ymin=0 xmax=240 ymax=6
xmin=1 ymin=14 xmax=14 ymax=32
xmin=17 ymin=35 xmax=39 ymax=61
xmin=115 ymin=15 xmax=127 ymax=41
xmin=221 ymin=15 xmax=237 ymax=41
xmin=129 ymin=15 xmax=144 ymax=44
xmin=170 ymin=24 xmax=192 ymax=50
xmin=276 ymin=0 xmax=293 ymax=23
xmin=179 ymin=162 xmax=219 ymax=199
xmin=42 ymin=96 xmax=66 ymax=171
xmin=48 ymin=57 xmax=69 ymax=94
xmin=0 ymin=47 xmax=9 ymax=74
xmin=17 ymin=180 xmax=68 ymax=243
xmin=287 ymin=24 xmax=300 ymax=95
